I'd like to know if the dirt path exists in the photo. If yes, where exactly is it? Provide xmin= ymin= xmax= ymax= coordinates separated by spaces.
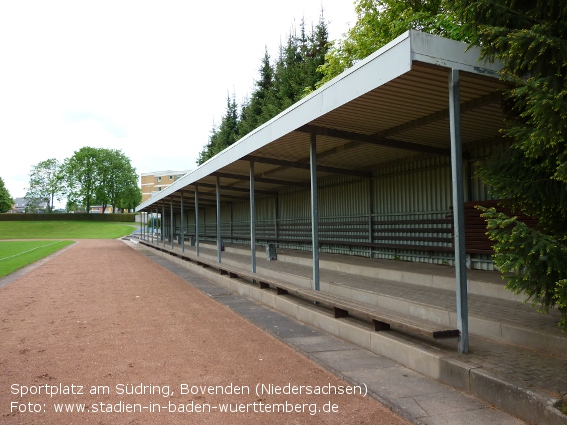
xmin=0 ymin=239 xmax=408 ymax=424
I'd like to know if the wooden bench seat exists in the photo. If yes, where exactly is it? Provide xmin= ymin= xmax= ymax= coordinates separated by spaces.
xmin=259 ymin=277 xmax=459 ymax=339
xmin=139 ymin=240 xmax=459 ymax=340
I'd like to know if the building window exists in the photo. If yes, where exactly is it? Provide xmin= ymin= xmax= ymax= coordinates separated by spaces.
xmin=158 ymin=176 xmax=161 ymax=182
xmin=169 ymin=175 xmax=173 ymax=180
xmin=158 ymin=187 xmax=161 ymax=191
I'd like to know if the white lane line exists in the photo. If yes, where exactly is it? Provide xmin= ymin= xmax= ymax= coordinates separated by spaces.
xmin=0 ymin=241 xmax=64 ymax=262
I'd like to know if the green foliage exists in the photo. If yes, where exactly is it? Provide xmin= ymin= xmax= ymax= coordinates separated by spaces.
xmin=480 ymin=207 xmax=567 ymax=328
xmin=458 ymin=0 xmax=567 ymax=327
xmin=237 ymin=49 xmax=275 ymax=138
xmin=197 ymin=14 xmax=330 ymax=164
xmin=94 ymin=149 xmax=140 ymax=212
xmin=61 ymin=147 xmax=139 ymax=212
xmin=0 ymin=240 xmax=75 ymax=278
xmin=62 ymin=146 xmax=100 ymax=212
xmin=198 ymin=94 xmax=240 ymax=164
xmin=24 ymin=158 xmax=63 ymax=213
xmin=0 ymin=221 xmax=137 ymax=239
xmin=117 ymin=185 xmax=142 ymax=211
xmin=318 ymin=0 xmax=466 ymax=86
xmin=458 ymin=0 xmax=567 ymax=183
xmin=0 ymin=177 xmax=14 ymax=213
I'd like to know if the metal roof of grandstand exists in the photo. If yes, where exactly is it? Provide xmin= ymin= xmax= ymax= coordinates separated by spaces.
xmin=136 ymin=30 xmax=506 ymax=212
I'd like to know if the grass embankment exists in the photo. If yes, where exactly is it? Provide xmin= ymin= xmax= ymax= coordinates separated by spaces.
xmin=0 ymin=240 xmax=75 ymax=278
xmin=0 ymin=220 xmax=138 ymax=239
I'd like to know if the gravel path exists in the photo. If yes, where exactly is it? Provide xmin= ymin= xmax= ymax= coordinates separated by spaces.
xmin=0 ymin=239 xmax=408 ymax=424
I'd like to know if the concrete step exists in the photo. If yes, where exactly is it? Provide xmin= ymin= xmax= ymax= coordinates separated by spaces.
xmin=139 ymin=243 xmax=567 ymax=425
xmin=179 ymin=244 xmax=567 ymax=355
xmin=222 ymin=243 xmax=522 ymax=302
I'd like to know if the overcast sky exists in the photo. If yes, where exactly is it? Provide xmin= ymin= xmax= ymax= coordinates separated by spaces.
xmin=0 ymin=1 xmax=356 ymax=204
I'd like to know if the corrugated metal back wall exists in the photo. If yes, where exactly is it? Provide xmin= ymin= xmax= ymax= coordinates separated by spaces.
xmin=173 ymin=146 xmax=498 ymax=269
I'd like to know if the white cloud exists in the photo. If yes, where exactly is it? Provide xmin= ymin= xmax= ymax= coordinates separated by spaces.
xmin=0 ymin=0 xmax=355 ymax=202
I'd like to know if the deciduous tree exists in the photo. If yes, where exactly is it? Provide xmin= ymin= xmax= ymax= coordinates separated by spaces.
xmin=318 ymin=0 xmax=464 ymax=86
xmin=62 ymin=147 xmax=100 ymax=212
xmin=0 ymin=177 xmax=14 ymax=213
xmin=62 ymin=147 xmax=140 ymax=213
xmin=25 ymin=158 xmax=63 ymax=213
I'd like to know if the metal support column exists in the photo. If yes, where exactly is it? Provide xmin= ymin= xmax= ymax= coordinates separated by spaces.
xmin=230 ymin=203 xmax=233 ymax=243
xmin=181 ymin=193 xmax=184 ymax=252
xmin=162 ymin=203 xmax=165 ymax=247
xmin=368 ymin=177 xmax=375 ymax=257
xmin=274 ymin=196 xmax=279 ymax=242
xmin=449 ymin=69 xmax=469 ymax=354
xmin=141 ymin=212 xmax=144 ymax=241
xmin=170 ymin=198 xmax=174 ymax=249
xmin=216 ymin=176 xmax=221 ymax=263
xmin=310 ymin=133 xmax=320 ymax=291
xmin=195 ymin=185 xmax=200 ymax=257
xmin=250 ymin=161 xmax=256 ymax=273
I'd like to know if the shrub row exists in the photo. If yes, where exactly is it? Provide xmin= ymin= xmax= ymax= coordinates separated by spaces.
xmin=0 ymin=213 xmax=136 ymax=222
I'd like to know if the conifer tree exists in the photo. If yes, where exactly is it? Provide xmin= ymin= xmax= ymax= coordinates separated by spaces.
xmin=238 ymin=49 xmax=275 ymax=137
xmin=455 ymin=0 xmax=567 ymax=327
xmin=197 ymin=14 xmax=330 ymax=164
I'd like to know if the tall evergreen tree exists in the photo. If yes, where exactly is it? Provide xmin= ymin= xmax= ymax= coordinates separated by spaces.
xmin=217 ymin=93 xmax=239 ymax=147
xmin=454 ymin=0 xmax=567 ymax=327
xmin=198 ymin=14 xmax=330 ymax=164
xmin=197 ymin=94 xmax=240 ymax=165
xmin=238 ymin=49 xmax=275 ymax=137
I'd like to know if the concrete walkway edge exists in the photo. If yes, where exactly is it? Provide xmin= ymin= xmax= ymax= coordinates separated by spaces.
xmin=137 ymin=242 xmax=567 ymax=425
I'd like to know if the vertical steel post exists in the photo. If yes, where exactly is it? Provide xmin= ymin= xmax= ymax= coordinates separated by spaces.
xmin=274 ymin=196 xmax=279 ymax=241
xmin=368 ymin=177 xmax=375 ymax=257
xmin=449 ymin=69 xmax=469 ymax=354
xmin=151 ymin=210 xmax=154 ymax=244
xmin=170 ymin=198 xmax=174 ymax=249
xmin=310 ymin=133 xmax=320 ymax=291
xmin=181 ymin=192 xmax=184 ymax=252
xmin=195 ymin=185 xmax=200 ymax=257
xmin=250 ymin=161 xmax=256 ymax=273
xmin=141 ymin=212 xmax=144 ymax=241
xmin=216 ymin=176 xmax=221 ymax=263
xmin=230 ymin=203 xmax=233 ymax=243
xmin=162 ymin=202 xmax=165 ymax=247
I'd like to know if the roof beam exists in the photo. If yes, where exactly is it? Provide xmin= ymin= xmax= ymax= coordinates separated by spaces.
xmin=242 ymin=155 xmax=371 ymax=178
xmin=376 ymin=91 xmax=503 ymax=139
xmin=175 ymin=190 xmax=246 ymax=201
xmin=211 ymin=171 xmax=310 ymax=188
xmin=196 ymin=182 xmax=275 ymax=196
xmin=296 ymin=125 xmax=451 ymax=157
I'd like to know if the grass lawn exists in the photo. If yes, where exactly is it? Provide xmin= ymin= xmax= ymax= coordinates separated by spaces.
xmin=0 ymin=240 xmax=76 ymax=278
xmin=0 ymin=221 xmax=139 ymax=239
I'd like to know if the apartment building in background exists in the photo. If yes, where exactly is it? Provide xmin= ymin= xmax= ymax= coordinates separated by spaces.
xmin=140 ymin=170 xmax=191 ymax=203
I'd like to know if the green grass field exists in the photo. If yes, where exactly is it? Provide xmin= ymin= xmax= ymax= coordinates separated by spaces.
xmin=0 ymin=221 xmax=138 ymax=239
xmin=0 ymin=240 xmax=76 ymax=278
